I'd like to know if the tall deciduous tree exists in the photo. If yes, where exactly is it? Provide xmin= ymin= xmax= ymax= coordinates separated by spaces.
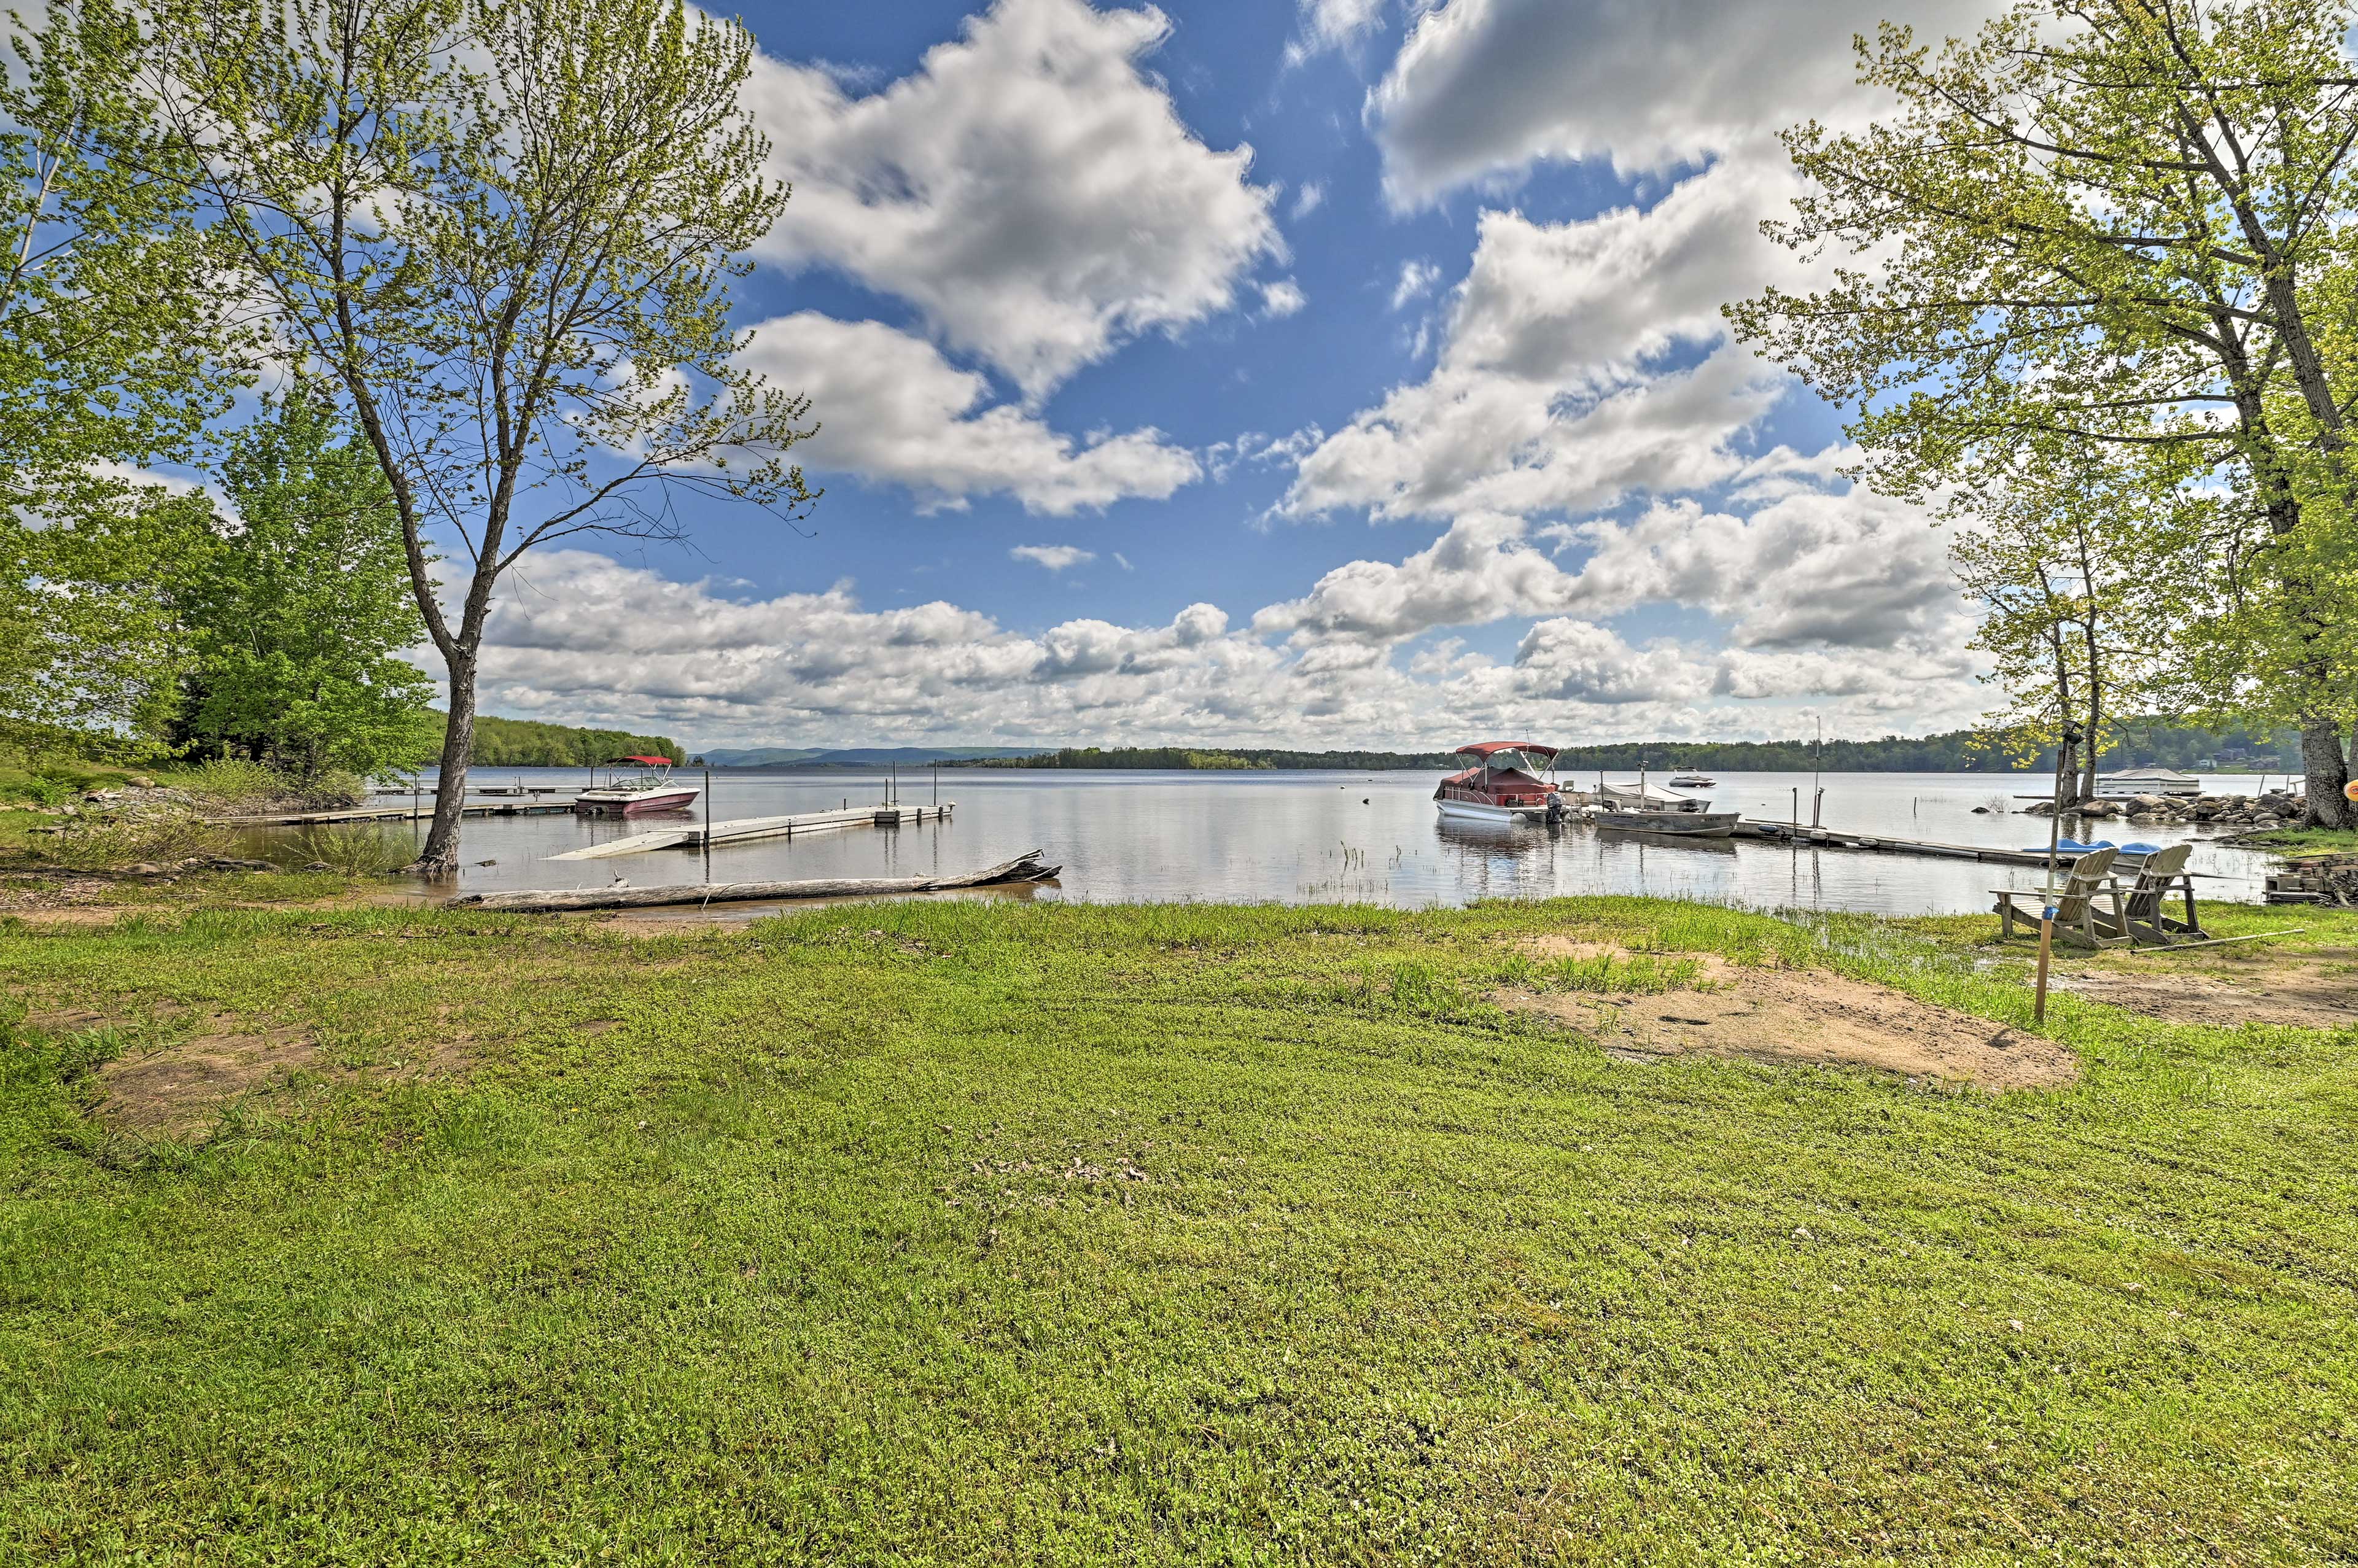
xmin=1946 ymin=439 xmax=2191 ymax=801
xmin=3 ymin=1 xmax=241 ymax=754
xmin=176 ymin=395 xmax=438 ymax=784
xmin=150 ymin=0 xmax=817 ymax=869
xmin=1727 ymin=0 xmax=2358 ymax=827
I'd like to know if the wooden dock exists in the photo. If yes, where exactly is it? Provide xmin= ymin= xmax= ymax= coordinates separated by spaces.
xmin=209 ymin=798 xmax=580 ymax=826
xmin=547 ymin=803 xmax=954 ymax=861
xmin=1735 ymin=820 xmax=2090 ymax=867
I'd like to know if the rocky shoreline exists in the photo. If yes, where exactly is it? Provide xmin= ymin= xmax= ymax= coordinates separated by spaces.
xmin=2021 ymin=788 xmax=2306 ymax=833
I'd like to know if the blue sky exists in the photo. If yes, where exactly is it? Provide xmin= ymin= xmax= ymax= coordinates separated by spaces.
xmin=471 ymin=0 xmax=2003 ymax=751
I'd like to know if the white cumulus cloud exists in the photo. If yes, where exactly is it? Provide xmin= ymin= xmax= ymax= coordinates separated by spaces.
xmin=1012 ymin=544 xmax=1097 ymax=572
xmin=736 ymin=314 xmax=1199 ymax=515
xmin=1259 ymin=279 xmax=1309 ymax=319
xmin=748 ymin=0 xmax=1283 ymax=399
xmin=1281 ymin=153 xmax=1817 ymax=522
xmin=1369 ymin=0 xmax=2002 ymax=204
xmin=1255 ymin=513 xmax=1580 ymax=645
xmin=1390 ymin=259 xmax=1443 ymax=311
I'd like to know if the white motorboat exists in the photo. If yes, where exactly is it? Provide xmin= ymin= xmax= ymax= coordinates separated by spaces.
xmin=574 ymin=755 xmax=700 ymax=817
xmin=1667 ymin=772 xmax=1718 ymax=789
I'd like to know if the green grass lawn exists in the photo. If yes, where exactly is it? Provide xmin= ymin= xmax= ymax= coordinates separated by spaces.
xmin=2244 ymin=825 xmax=2358 ymax=859
xmin=1 ymin=894 xmax=2352 ymax=1563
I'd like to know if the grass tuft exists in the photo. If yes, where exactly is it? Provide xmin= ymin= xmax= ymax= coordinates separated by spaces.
xmin=39 ymin=815 xmax=227 ymax=872
xmin=282 ymin=822 xmax=414 ymax=875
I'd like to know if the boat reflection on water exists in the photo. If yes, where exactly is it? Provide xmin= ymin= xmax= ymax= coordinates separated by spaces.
xmin=1435 ymin=815 xmax=1737 ymax=855
xmin=1433 ymin=813 xmax=1565 ymax=849
xmin=1601 ymin=828 xmax=1738 ymax=854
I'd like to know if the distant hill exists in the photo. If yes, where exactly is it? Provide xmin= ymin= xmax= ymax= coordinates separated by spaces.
xmin=699 ymin=745 xmax=1045 ymax=769
xmin=695 ymin=747 xmax=825 ymax=767
xmin=942 ymin=723 xmax=2303 ymax=774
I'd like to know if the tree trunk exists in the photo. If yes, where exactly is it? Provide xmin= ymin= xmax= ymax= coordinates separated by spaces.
xmin=2299 ymin=718 xmax=2349 ymax=829
xmin=417 ymin=656 xmax=475 ymax=874
xmin=2080 ymin=630 xmax=2102 ymax=805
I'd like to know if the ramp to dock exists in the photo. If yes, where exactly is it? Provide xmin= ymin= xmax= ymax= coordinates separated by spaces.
xmin=547 ymin=803 xmax=953 ymax=861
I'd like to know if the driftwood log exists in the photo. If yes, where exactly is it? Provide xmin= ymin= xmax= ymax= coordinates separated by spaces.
xmin=445 ymin=850 xmax=1060 ymax=912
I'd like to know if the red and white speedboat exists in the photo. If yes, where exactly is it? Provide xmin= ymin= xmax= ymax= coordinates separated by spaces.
xmin=1434 ymin=741 xmax=1563 ymax=823
xmin=574 ymin=755 xmax=700 ymax=817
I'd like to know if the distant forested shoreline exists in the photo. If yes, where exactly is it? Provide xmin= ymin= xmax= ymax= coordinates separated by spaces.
xmin=462 ymin=716 xmax=685 ymax=767
xmin=944 ymin=723 xmax=2300 ymax=774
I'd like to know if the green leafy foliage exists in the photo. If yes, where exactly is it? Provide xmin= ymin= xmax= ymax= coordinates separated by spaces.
xmin=174 ymin=397 xmax=436 ymax=783
xmin=1 ymin=0 xmax=233 ymax=488
xmin=464 ymin=715 xmax=684 ymax=767
xmin=1729 ymin=0 xmax=2358 ymax=823
xmin=0 ymin=477 xmax=213 ymax=754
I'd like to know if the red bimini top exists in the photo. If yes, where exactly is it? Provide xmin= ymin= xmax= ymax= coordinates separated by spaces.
xmin=1452 ymin=740 xmax=1558 ymax=761
xmin=1438 ymin=741 xmax=1557 ymax=805
xmin=613 ymin=755 xmax=676 ymax=766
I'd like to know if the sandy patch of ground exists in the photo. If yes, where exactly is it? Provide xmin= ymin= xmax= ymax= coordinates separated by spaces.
xmin=26 ymin=1006 xmax=125 ymax=1031
xmin=1502 ymin=940 xmax=2076 ymax=1090
xmin=2052 ymin=961 xmax=2358 ymax=1030
xmin=96 ymin=1023 xmax=329 ymax=1138
xmin=85 ymin=1014 xmax=470 ymax=1140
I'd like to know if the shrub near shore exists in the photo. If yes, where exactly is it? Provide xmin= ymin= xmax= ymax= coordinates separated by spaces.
xmin=0 ymin=893 xmax=2348 ymax=1560
xmin=0 ymin=759 xmax=372 ymax=874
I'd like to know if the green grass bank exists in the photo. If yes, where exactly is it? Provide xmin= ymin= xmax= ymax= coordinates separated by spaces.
xmin=1 ymin=893 xmax=2352 ymax=1562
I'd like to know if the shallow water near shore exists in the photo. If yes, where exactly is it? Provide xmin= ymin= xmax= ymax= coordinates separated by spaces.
xmin=232 ymin=767 xmax=2281 ymax=917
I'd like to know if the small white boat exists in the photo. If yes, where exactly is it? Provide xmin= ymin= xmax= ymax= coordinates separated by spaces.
xmin=1571 ymin=769 xmax=1740 ymax=835
xmin=1667 ymin=772 xmax=1717 ymax=789
xmin=1592 ymin=806 xmax=1741 ymax=837
xmin=1434 ymin=741 xmax=1564 ymax=823
xmin=1565 ymin=778 xmax=1714 ymax=814
xmin=2095 ymin=767 xmax=2201 ymax=799
xmin=574 ymin=755 xmax=699 ymax=817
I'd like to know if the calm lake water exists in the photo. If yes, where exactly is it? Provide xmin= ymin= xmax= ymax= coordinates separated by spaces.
xmin=241 ymin=767 xmax=2281 ymax=917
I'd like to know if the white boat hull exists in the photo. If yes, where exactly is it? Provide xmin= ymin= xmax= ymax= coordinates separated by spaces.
xmin=1436 ymin=798 xmax=1549 ymax=823
xmin=574 ymin=786 xmax=700 ymax=817
xmin=1592 ymin=809 xmax=1741 ymax=837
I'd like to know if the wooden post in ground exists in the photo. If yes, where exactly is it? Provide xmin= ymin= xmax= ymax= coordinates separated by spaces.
xmin=2034 ymin=906 xmax=2056 ymax=1023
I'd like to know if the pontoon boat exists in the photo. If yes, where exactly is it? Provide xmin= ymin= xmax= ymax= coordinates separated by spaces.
xmin=1434 ymin=742 xmax=1563 ymax=823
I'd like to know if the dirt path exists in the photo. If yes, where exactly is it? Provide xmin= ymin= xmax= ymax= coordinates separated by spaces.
xmin=2052 ymin=951 xmax=2358 ymax=1031
xmin=1502 ymin=940 xmax=2076 ymax=1090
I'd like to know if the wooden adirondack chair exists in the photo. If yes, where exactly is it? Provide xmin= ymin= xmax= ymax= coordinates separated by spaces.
xmin=2095 ymin=842 xmax=2206 ymax=945
xmin=1994 ymin=847 xmax=2125 ymax=948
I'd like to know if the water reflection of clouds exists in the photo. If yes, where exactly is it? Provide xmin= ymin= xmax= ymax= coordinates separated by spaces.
xmin=241 ymin=769 xmax=2270 ymax=917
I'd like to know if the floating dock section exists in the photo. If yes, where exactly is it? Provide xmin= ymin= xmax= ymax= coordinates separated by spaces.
xmin=548 ymin=803 xmax=954 ymax=861
xmin=449 ymin=848 xmax=1050 ymax=912
xmin=1735 ymin=821 xmax=2107 ymax=867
